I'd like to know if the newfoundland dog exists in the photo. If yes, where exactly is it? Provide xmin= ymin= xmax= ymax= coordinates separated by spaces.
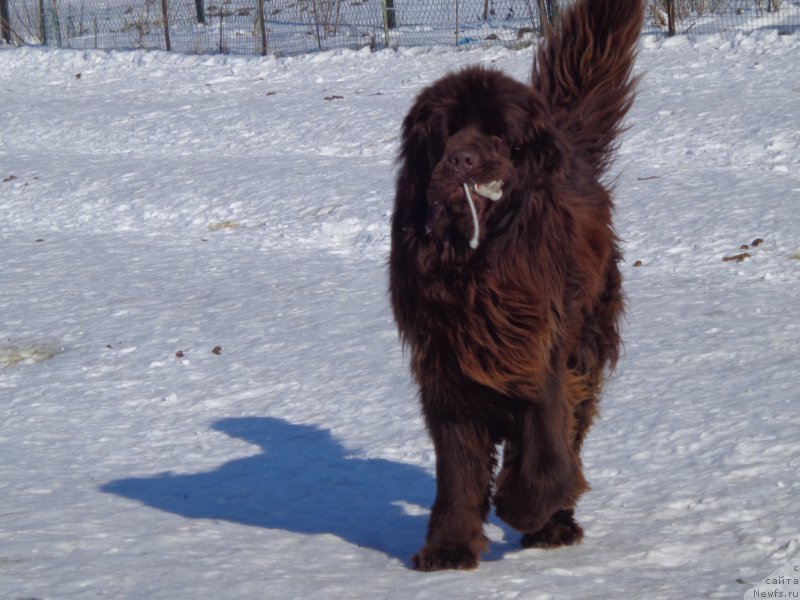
xmin=389 ymin=0 xmax=644 ymax=571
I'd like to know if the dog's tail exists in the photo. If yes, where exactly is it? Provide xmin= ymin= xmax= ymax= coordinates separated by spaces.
xmin=533 ymin=0 xmax=644 ymax=177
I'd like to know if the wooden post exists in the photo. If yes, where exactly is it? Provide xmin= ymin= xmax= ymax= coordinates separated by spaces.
xmin=255 ymin=0 xmax=267 ymax=55
xmin=0 ymin=0 xmax=11 ymax=44
xmin=666 ymin=0 xmax=676 ymax=36
xmin=161 ymin=0 xmax=171 ymax=51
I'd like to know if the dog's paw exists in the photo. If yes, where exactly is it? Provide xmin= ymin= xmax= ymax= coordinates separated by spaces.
xmin=520 ymin=509 xmax=584 ymax=549
xmin=494 ymin=495 xmax=549 ymax=534
xmin=494 ymin=454 xmax=581 ymax=533
xmin=412 ymin=544 xmax=481 ymax=571
xmin=493 ymin=482 xmax=562 ymax=533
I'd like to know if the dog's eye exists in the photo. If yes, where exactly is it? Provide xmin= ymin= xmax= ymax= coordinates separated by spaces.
xmin=491 ymin=136 xmax=514 ymax=159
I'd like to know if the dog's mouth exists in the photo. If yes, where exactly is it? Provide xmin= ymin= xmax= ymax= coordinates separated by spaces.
xmin=427 ymin=172 xmax=508 ymax=250
xmin=463 ymin=180 xmax=504 ymax=249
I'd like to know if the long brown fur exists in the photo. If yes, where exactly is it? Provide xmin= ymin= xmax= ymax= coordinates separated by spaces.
xmin=389 ymin=0 xmax=643 ymax=571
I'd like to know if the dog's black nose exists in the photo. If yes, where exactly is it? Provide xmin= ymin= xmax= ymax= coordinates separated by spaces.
xmin=447 ymin=148 xmax=480 ymax=173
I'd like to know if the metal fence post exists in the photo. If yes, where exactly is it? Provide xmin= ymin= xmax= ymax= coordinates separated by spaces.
xmin=454 ymin=0 xmax=460 ymax=45
xmin=161 ymin=0 xmax=172 ymax=50
xmin=311 ymin=0 xmax=322 ymax=50
xmin=256 ymin=0 xmax=267 ymax=55
xmin=0 ymin=0 xmax=11 ymax=44
xmin=383 ymin=0 xmax=395 ymax=30
xmin=666 ymin=0 xmax=676 ymax=36
xmin=381 ymin=0 xmax=389 ymax=48
xmin=50 ymin=0 xmax=61 ymax=46
xmin=536 ymin=0 xmax=559 ymax=29
xmin=38 ymin=0 xmax=46 ymax=44
xmin=194 ymin=0 xmax=206 ymax=24
xmin=536 ymin=0 xmax=547 ymax=33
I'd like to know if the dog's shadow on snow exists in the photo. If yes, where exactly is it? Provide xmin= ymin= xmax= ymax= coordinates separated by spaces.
xmin=103 ymin=417 xmax=439 ymax=563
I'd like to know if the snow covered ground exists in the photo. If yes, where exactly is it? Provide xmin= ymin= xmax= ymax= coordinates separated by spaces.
xmin=1 ymin=29 xmax=799 ymax=599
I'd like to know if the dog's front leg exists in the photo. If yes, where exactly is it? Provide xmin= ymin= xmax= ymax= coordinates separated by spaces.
xmin=493 ymin=371 xmax=587 ymax=539
xmin=413 ymin=412 xmax=495 ymax=571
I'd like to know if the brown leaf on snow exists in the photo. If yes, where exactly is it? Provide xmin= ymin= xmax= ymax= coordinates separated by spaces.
xmin=722 ymin=252 xmax=751 ymax=263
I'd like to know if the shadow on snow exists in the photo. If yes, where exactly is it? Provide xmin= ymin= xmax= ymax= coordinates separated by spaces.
xmin=101 ymin=416 xmax=435 ymax=564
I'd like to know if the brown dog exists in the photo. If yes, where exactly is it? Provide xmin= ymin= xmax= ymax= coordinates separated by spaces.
xmin=389 ymin=0 xmax=643 ymax=571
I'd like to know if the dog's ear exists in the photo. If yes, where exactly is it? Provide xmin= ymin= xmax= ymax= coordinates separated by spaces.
xmin=514 ymin=95 xmax=564 ymax=180
xmin=393 ymin=101 xmax=443 ymax=235
xmin=528 ymin=124 xmax=564 ymax=176
xmin=400 ymin=99 xmax=447 ymax=178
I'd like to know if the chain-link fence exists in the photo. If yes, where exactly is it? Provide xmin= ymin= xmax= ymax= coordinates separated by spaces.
xmin=1 ymin=0 xmax=798 ymax=56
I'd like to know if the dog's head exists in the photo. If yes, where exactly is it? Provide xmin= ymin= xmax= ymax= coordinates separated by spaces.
xmin=396 ymin=66 xmax=563 ymax=251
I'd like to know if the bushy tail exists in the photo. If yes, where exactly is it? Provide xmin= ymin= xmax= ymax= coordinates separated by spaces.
xmin=533 ymin=0 xmax=644 ymax=177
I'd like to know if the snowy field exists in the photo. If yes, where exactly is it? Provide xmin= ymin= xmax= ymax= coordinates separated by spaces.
xmin=1 ymin=29 xmax=799 ymax=599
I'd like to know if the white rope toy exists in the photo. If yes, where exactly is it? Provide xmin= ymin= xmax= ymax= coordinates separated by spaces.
xmin=463 ymin=183 xmax=481 ymax=249
xmin=462 ymin=181 xmax=503 ymax=249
